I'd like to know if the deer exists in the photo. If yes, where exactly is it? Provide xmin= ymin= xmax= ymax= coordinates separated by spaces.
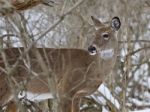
xmin=0 ymin=16 xmax=121 ymax=112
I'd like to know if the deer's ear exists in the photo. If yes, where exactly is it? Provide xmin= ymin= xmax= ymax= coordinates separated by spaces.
xmin=91 ymin=16 xmax=104 ymax=29
xmin=111 ymin=17 xmax=121 ymax=31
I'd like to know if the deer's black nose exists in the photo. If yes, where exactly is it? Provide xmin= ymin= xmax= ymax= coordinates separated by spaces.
xmin=88 ymin=45 xmax=97 ymax=54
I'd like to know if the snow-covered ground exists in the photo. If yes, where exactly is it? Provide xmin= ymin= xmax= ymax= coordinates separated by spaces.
xmin=130 ymin=109 xmax=150 ymax=112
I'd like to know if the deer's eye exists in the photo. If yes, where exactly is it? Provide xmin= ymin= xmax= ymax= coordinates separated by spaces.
xmin=102 ymin=33 xmax=109 ymax=40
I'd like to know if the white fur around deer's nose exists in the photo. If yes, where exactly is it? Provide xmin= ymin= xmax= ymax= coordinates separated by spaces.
xmin=88 ymin=45 xmax=97 ymax=55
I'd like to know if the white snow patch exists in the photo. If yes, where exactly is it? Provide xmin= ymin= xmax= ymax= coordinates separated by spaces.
xmin=102 ymin=106 xmax=109 ymax=112
xmin=115 ymin=86 xmax=122 ymax=94
xmin=97 ymin=84 xmax=120 ymax=109
xmin=130 ymin=109 xmax=150 ymax=112
xmin=91 ymin=95 xmax=106 ymax=105
xmin=129 ymin=98 xmax=150 ymax=106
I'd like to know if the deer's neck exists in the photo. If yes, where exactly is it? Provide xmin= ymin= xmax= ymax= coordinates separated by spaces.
xmin=96 ymin=46 xmax=118 ymax=80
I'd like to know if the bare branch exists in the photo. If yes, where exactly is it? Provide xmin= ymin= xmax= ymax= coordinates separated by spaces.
xmin=119 ymin=40 xmax=150 ymax=44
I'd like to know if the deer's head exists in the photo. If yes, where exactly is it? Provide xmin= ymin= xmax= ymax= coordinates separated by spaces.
xmin=88 ymin=16 xmax=121 ymax=60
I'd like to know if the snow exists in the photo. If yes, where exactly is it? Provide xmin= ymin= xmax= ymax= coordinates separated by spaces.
xmin=92 ymin=84 xmax=150 ymax=112
xmin=102 ymin=106 xmax=109 ymax=112
xmin=129 ymin=98 xmax=150 ymax=107
xmin=91 ymin=95 xmax=106 ymax=105
xmin=98 ymin=84 xmax=120 ymax=109
xmin=91 ymin=83 xmax=120 ymax=111
xmin=130 ymin=109 xmax=150 ymax=112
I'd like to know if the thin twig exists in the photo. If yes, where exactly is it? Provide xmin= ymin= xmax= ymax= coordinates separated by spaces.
xmin=0 ymin=34 xmax=19 ymax=38
xmin=127 ymin=46 xmax=150 ymax=56
xmin=119 ymin=40 xmax=150 ymax=44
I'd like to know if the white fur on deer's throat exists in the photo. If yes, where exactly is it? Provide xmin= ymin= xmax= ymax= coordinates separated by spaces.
xmin=100 ymin=49 xmax=114 ymax=59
